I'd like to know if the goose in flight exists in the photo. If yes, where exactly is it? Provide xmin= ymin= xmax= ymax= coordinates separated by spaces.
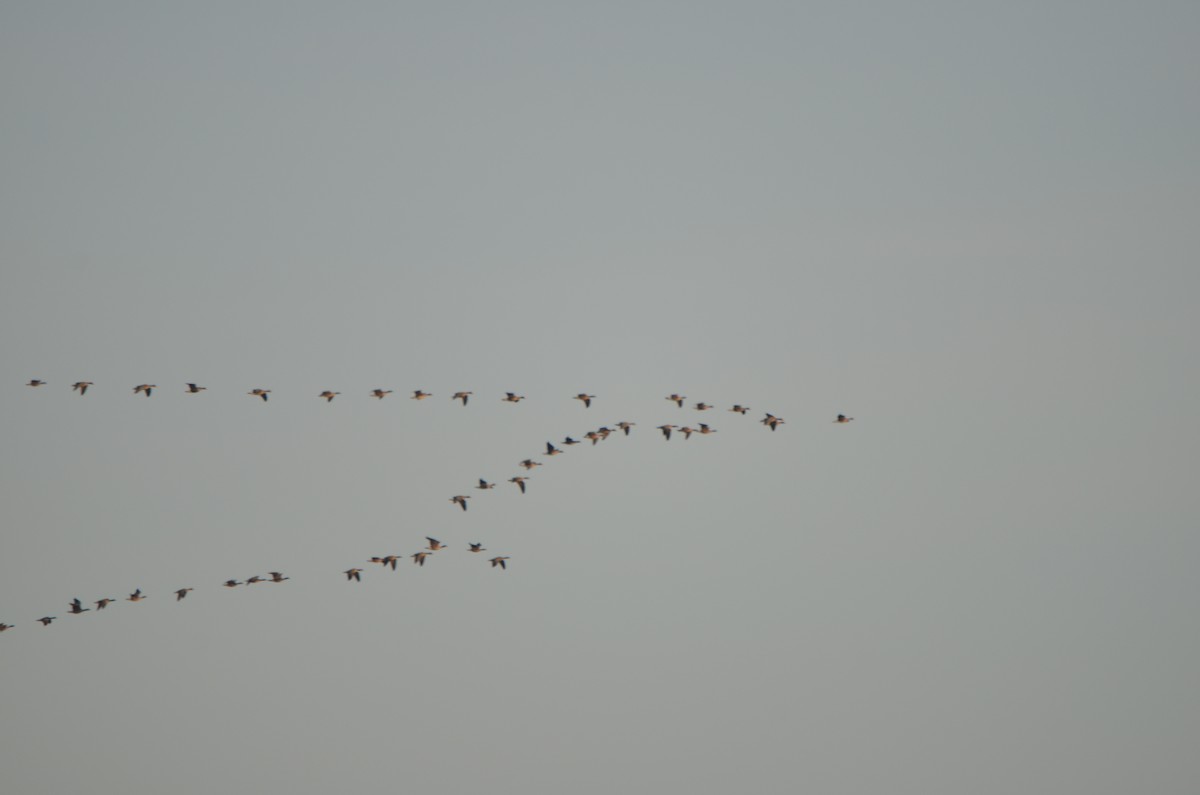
xmin=127 ymin=589 xmax=147 ymax=602
xmin=574 ymin=393 xmax=595 ymax=408
xmin=657 ymin=424 xmax=677 ymax=440
xmin=411 ymin=551 xmax=431 ymax=567
xmin=268 ymin=571 xmax=290 ymax=583
xmin=666 ymin=394 xmax=686 ymax=408
xmin=245 ymin=575 xmax=266 ymax=585
xmin=697 ymin=424 xmax=716 ymax=435
xmin=27 ymin=380 xmax=46 ymax=387
xmin=729 ymin=405 xmax=750 ymax=415
xmin=562 ymin=436 xmax=581 ymax=446
xmin=39 ymin=617 xmax=56 ymax=626
xmin=469 ymin=543 xmax=486 ymax=553
xmin=185 ymin=383 xmax=207 ymax=393
xmin=68 ymin=598 xmax=90 ymax=614
xmin=223 ymin=580 xmax=242 ymax=588
xmin=489 ymin=557 xmax=510 ymax=570
xmin=95 ymin=598 xmax=115 ymax=610
xmin=319 ymin=391 xmax=341 ymax=402
xmin=502 ymin=392 xmax=525 ymax=403
xmin=425 ymin=537 xmax=447 ymax=551
xmin=175 ymin=588 xmax=194 ymax=601
xmin=519 ymin=459 xmax=542 ymax=471
xmin=248 ymin=389 xmax=270 ymax=402
xmin=73 ymin=381 xmax=93 ymax=395
xmin=616 ymin=421 xmax=636 ymax=436
xmin=452 ymin=391 xmax=473 ymax=406
xmin=545 ymin=442 xmax=563 ymax=456
xmin=451 ymin=495 xmax=470 ymax=511
xmin=509 ymin=475 xmax=530 ymax=494
xmin=584 ymin=431 xmax=602 ymax=445
xmin=835 ymin=414 xmax=855 ymax=423
xmin=411 ymin=390 xmax=432 ymax=400
xmin=344 ymin=568 xmax=363 ymax=582
xmin=0 ymin=623 xmax=12 ymax=631
xmin=476 ymin=478 xmax=496 ymax=490
xmin=133 ymin=384 xmax=157 ymax=397
xmin=694 ymin=402 xmax=713 ymax=411
xmin=762 ymin=414 xmax=785 ymax=431
xmin=678 ymin=426 xmax=695 ymax=440
xmin=371 ymin=389 xmax=393 ymax=399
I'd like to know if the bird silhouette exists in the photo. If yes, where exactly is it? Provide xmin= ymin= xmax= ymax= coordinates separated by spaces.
xmin=185 ymin=383 xmax=207 ymax=393
xmin=248 ymin=389 xmax=270 ymax=402
xmin=133 ymin=384 xmax=157 ymax=397
xmin=451 ymin=495 xmax=470 ymax=511
xmin=72 ymin=381 xmax=93 ymax=395
xmin=509 ymin=476 xmax=530 ymax=494
xmin=489 ymin=557 xmax=510 ymax=570
xmin=452 ymin=391 xmax=473 ymax=406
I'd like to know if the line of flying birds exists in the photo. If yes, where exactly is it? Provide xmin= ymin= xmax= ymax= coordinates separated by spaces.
xmin=3 ymin=381 xmax=854 ymax=635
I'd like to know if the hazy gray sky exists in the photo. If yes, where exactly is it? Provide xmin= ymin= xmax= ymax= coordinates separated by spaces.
xmin=3 ymin=2 xmax=1198 ymax=793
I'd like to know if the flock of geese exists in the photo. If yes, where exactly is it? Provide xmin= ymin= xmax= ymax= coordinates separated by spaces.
xmin=2 ymin=381 xmax=855 ymax=636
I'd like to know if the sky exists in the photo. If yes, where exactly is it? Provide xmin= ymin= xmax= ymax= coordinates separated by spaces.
xmin=2 ymin=2 xmax=1199 ymax=793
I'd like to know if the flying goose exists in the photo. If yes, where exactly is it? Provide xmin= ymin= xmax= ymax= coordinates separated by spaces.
xmin=509 ymin=475 xmax=530 ymax=494
xmin=545 ymin=442 xmax=563 ymax=456
xmin=616 ymin=421 xmax=636 ymax=436
xmin=39 ymin=617 xmax=56 ymax=626
xmin=574 ymin=393 xmax=595 ymax=408
xmin=697 ymin=423 xmax=716 ymax=435
xmin=452 ymin=391 xmax=473 ymax=406
xmin=476 ymin=478 xmax=496 ymax=490
xmin=268 ymin=571 xmax=290 ymax=582
xmin=133 ymin=384 xmax=157 ymax=397
xmin=319 ymin=391 xmax=341 ymax=402
xmin=68 ymin=598 xmax=90 ymax=614
xmin=175 ymin=588 xmax=194 ymax=601
xmin=425 ymin=537 xmax=447 ymax=551
xmin=469 ymin=543 xmax=486 ymax=553
xmin=27 ymin=380 xmax=45 ymax=387
xmin=729 ymin=405 xmax=750 ymax=415
xmin=762 ymin=414 xmax=785 ymax=431
xmin=411 ymin=551 xmax=431 ymax=566
xmin=344 ymin=568 xmax=363 ymax=582
xmin=411 ymin=390 xmax=432 ymax=400
xmin=502 ymin=392 xmax=525 ymax=403
xmin=127 ymin=589 xmax=147 ymax=602
xmin=223 ymin=580 xmax=241 ymax=588
xmin=489 ymin=557 xmax=510 ymax=570
xmin=72 ymin=381 xmax=93 ymax=395
xmin=451 ymin=495 xmax=470 ymax=511
xmin=666 ymin=394 xmax=686 ymax=408
xmin=94 ymin=598 xmax=115 ymax=610
xmin=371 ymin=389 xmax=393 ymax=399
xmin=657 ymin=424 xmax=677 ymax=440
xmin=835 ymin=414 xmax=854 ymax=423
xmin=519 ymin=459 xmax=542 ymax=471
xmin=248 ymin=389 xmax=270 ymax=402
xmin=694 ymin=402 xmax=713 ymax=411
xmin=185 ymin=383 xmax=207 ymax=393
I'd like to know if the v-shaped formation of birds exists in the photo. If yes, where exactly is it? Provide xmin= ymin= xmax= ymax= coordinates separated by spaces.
xmin=3 ymin=381 xmax=855 ymax=636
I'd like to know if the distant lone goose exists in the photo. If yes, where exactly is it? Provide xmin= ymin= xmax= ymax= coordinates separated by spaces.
xmin=27 ymin=380 xmax=46 ymax=387
xmin=502 ymin=392 xmax=525 ymax=403
xmin=133 ymin=384 xmax=157 ymax=397
xmin=452 ymin=391 xmax=473 ymax=406
xmin=68 ymin=598 xmax=90 ymax=615
xmin=489 ymin=556 xmax=510 ymax=570
xmin=509 ymin=475 xmax=530 ymax=494
xmin=574 ymin=393 xmax=595 ymax=408
xmin=319 ymin=391 xmax=341 ymax=402
xmin=128 ymin=589 xmax=147 ymax=602
xmin=175 ymin=588 xmax=194 ymax=601
xmin=834 ymin=414 xmax=854 ymax=423
xmin=185 ymin=383 xmax=207 ymax=393
xmin=371 ymin=389 xmax=393 ymax=399
xmin=248 ymin=389 xmax=270 ymax=402
xmin=451 ymin=495 xmax=470 ymax=511
xmin=73 ymin=381 xmax=93 ymax=395
xmin=0 ymin=623 xmax=12 ymax=631
xmin=411 ymin=390 xmax=432 ymax=400
xmin=344 ymin=568 xmax=363 ymax=582
xmin=666 ymin=394 xmax=686 ymax=408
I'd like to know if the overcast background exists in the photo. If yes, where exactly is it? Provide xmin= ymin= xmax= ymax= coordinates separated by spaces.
xmin=2 ymin=2 xmax=1199 ymax=793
